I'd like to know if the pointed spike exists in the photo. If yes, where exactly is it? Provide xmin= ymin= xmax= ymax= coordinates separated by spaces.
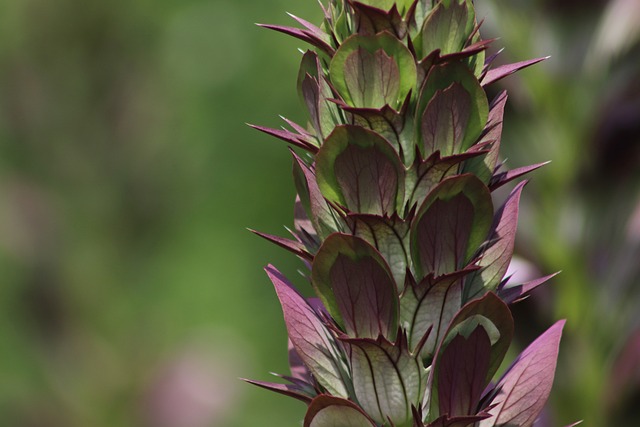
xmin=481 ymin=48 xmax=505 ymax=80
xmin=482 ymin=56 xmax=550 ymax=86
xmin=481 ymin=320 xmax=566 ymax=426
xmin=287 ymin=12 xmax=329 ymax=40
xmin=249 ymin=229 xmax=313 ymax=261
xmin=489 ymin=161 xmax=550 ymax=191
xmin=242 ymin=378 xmax=314 ymax=403
xmin=248 ymin=123 xmax=318 ymax=152
xmin=257 ymin=24 xmax=335 ymax=56
xmin=279 ymin=116 xmax=313 ymax=137
xmin=499 ymin=271 xmax=561 ymax=304
xmin=265 ymin=265 xmax=350 ymax=397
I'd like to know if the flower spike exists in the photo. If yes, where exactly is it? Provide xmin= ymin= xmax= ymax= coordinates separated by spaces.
xmin=248 ymin=1 xmax=567 ymax=426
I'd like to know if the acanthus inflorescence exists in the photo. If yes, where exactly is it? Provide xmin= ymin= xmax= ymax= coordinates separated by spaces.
xmin=245 ymin=1 xmax=574 ymax=426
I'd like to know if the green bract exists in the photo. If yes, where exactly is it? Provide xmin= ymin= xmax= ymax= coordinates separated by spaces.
xmin=248 ymin=1 xmax=570 ymax=427
xmin=316 ymin=125 xmax=406 ymax=215
xmin=330 ymin=32 xmax=416 ymax=109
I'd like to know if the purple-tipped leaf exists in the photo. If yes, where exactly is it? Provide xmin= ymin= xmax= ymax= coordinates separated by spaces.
xmin=437 ymin=326 xmax=492 ymax=417
xmin=462 ymin=91 xmax=507 ymax=183
xmin=293 ymin=196 xmax=321 ymax=254
xmin=282 ymin=115 xmax=314 ymax=137
xmin=302 ymin=76 xmax=327 ymax=139
xmin=250 ymin=229 xmax=313 ymax=261
xmin=482 ymin=57 xmax=548 ymax=86
xmin=346 ymin=47 xmax=401 ymax=108
xmin=248 ymin=123 xmax=318 ymax=152
xmin=266 ymin=265 xmax=349 ymax=397
xmin=243 ymin=377 xmax=315 ymax=404
xmin=293 ymin=151 xmax=345 ymax=239
xmin=304 ymin=395 xmax=376 ymax=427
xmin=312 ymin=234 xmax=399 ymax=339
xmin=489 ymin=162 xmax=549 ymax=191
xmin=288 ymin=339 xmax=313 ymax=382
xmin=417 ymin=62 xmax=488 ymax=154
xmin=421 ymin=83 xmax=473 ymax=157
xmin=400 ymin=270 xmax=474 ymax=357
xmin=411 ymin=174 xmax=493 ymax=277
xmin=420 ymin=0 xmax=472 ymax=57
xmin=330 ymin=32 xmax=417 ymax=109
xmin=439 ymin=293 xmax=514 ymax=385
xmin=479 ymin=320 xmax=566 ymax=427
xmin=405 ymin=150 xmax=488 ymax=210
xmin=427 ymin=293 xmax=513 ymax=420
xmin=340 ymin=104 xmax=410 ymax=163
xmin=287 ymin=13 xmax=331 ymax=44
xmin=436 ymin=38 xmax=495 ymax=65
xmin=464 ymin=181 xmax=526 ymax=300
xmin=298 ymin=51 xmax=341 ymax=140
xmin=499 ymin=272 xmax=559 ymax=304
xmin=258 ymin=24 xmax=336 ymax=56
xmin=351 ymin=1 xmax=406 ymax=38
xmin=316 ymin=125 xmax=405 ymax=216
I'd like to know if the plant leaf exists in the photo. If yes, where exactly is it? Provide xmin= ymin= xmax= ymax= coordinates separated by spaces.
xmin=437 ymin=326 xmax=492 ymax=416
xmin=248 ymin=123 xmax=318 ymax=152
xmin=351 ymin=1 xmax=407 ymax=38
xmin=420 ymin=0 xmax=472 ymax=57
xmin=340 ymin=104 xmax=413 ymax=165
xmin=482 ymin=57 xmax=548 ymax=86
xmin=288 ymin=339 xmax=313 ymax=382
xmin=400 ymin=276 xmax=462 ymax=359
xmin=499 ymin=272 xmax=559 ymax=304
xmin=463 ymin=181 xmax=526 ymax=301
xmin=250 ymin=229 xmax=313 ymax=261
xmin=489 ymin=162 xmax=549 ymax=191
xmin=304 ymin=395 xmax=376 ymax=427
xmin=417 ymin=62 xmax=488 ymax=156
xmin=410 ymin=174 xmax=493 ymax=277
xmin=479 ymin=320 xmax=566 ymax=427
xmin=298 ymin=50 xmax=342 ymax=140
xmin=421 ymin=82 xmax=473 ymax=157
xmin=427 ymin=293 xmax=513 ymax=418
xmin=294 ymin=195 xmax=321 ymax=255
xmin=347 ymin=213 xmax=411 ymax=289
xmin=400 ymin=269 xmax=476 ymax=357
xmin=316 ymin=125 xmax=406 ymax=215
xmin=266 ymin=265 xmax=350 ymax=397
xmin=405 ymin=151 xmax=486 ymax=210
xmin=258 ymin=24 xmax=336 ymax=56
xmin=462 ymin=90 xmax=507 ymax=183
xmin=439 ymin=292 xmax=514 ymax=385
xmin=342 ymin=335 xmax=426 ymax=426
xmin=293 ymin=151 xmax=345 ymax=239
xmin=243 ymin=377 xmax=315 ymax=404
xmin=287 ymin=13 xmax=331 ymax=44
xmin=312 ymin=234 xmax=399 ymax=339
xmin=330 ymin=32 xmax=417 ymax=109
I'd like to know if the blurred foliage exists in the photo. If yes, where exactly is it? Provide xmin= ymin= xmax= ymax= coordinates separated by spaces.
xmin=476 ymin=0 xmax=640 ymax=426
xmin=0 ymin=0 xmax=324 ymax=425
xmin=0 ymin=0 xmax=637 ymax=426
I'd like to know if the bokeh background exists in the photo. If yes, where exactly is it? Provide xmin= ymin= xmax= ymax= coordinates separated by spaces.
xmin=0 ymin=0 xmax=638 ymax=426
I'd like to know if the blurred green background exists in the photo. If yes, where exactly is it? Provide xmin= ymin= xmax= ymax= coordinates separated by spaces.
xmin=0 ymin=0 xmax=638 ymax=426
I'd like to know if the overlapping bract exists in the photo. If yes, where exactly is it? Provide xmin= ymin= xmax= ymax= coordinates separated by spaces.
xmin=248 ymin=1 xmax=569 ymax=426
